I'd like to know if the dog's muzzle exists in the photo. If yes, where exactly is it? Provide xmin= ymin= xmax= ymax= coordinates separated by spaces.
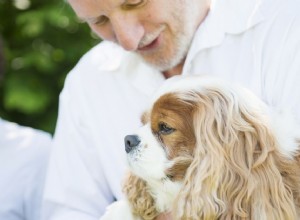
xmin=124 ymin=135 xmax=141 ymax=153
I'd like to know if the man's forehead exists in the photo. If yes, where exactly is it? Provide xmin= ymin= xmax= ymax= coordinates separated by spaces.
xmin=68 ymin=0 xmax=127 ymax=19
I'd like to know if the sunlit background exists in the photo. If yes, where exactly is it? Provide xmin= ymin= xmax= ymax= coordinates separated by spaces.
xmin=0 ymin=0 xmax=99 ymax=134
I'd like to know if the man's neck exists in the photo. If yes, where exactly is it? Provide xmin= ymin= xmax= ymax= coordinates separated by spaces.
xmin=162 ymin=61 xmax=184 ymax=79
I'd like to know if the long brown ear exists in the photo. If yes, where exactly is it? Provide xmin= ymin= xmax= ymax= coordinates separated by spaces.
xmin=123 ymin=172 xmax=158 ymax=220
xmin=174 ymin=88 xmax=300 ymax=219
xmin=286 ymin=140 xmax=300 ymax=213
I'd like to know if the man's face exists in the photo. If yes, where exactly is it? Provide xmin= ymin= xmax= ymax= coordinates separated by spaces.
xmin=68 ymin=0 xmax=210 ymax=72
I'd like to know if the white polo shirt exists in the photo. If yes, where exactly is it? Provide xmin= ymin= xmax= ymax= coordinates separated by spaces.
xmin=43 ymin=0 xmax=300 ymax=219
xmin=0 ymin=119 xmax=51 ymax=220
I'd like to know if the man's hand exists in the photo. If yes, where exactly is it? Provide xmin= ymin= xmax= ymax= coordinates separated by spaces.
xmin=155 ymin=212 xmax=173 ymax=220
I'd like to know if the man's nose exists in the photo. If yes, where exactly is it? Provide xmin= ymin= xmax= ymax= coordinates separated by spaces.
xmin=111 ymin=15 xmax=144 ymax=51
xmin=124 ymin=135 xmax=141 ymax=153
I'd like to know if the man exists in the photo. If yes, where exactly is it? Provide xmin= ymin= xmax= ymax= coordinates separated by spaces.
xmin=43 ymin=0 xmax=300 ymax=219
xmin=0 ymin=37 xmax=52 ymax=220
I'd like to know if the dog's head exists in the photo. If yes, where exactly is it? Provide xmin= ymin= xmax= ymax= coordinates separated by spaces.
xmin=125 ymin=90 xmax=195 ymax=183
xmin=124 ymin=76 xmax=300 ymax=219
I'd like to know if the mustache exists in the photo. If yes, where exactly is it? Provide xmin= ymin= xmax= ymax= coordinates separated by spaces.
xmin=138 ymin=25 xmax=166 ymax=48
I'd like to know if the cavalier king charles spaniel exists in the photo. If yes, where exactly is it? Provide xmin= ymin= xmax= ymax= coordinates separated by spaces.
xmin=101 ymin=76 xmax=300 ymax=220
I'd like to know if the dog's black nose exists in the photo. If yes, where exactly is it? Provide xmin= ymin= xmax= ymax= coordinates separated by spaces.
xmin=124 ymin=135 xmax=140 ymax=153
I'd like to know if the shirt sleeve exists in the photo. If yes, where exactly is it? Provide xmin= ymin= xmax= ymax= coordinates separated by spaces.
xmin=42 ymin=75 xmax=115 ymax=220
xmin=42 ymin=41 xmax=147 ymax=220
xmin=24 ymin=133 xmax=52 ymax=220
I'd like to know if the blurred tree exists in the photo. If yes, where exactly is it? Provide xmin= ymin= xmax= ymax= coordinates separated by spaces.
xmin=0 ymin=0 xmax=99 ymax=134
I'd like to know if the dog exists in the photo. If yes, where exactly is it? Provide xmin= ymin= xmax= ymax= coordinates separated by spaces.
xmin=101 ymin=75 xmax=300 ymax=220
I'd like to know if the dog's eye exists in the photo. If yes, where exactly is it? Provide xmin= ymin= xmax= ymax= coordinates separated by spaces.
xmin=158 ymin=122 xmax=175 ymax=135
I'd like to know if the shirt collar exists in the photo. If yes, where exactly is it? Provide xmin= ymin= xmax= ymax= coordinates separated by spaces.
xmin=127 ymin=53 xmax=165 ymax=97
xmin=182 ymin=0 xmax=265 ymax=75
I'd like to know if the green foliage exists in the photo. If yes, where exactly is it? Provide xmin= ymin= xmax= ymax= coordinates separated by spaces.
xmin=0 ymin=0 xmax=99 ymax=134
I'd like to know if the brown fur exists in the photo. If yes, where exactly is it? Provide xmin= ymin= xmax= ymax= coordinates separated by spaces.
xmin=123 ymin=172 xmax=159 ymax=220
xmin=151 ymin=93 xmax=196 ymax=181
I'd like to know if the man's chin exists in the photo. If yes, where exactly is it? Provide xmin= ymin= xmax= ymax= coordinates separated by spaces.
xmin=137 ymin=55 xmax=179 ymax=73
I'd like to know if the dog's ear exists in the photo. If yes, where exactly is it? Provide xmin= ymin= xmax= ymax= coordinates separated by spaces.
xmin=122 ymin=172 xmax=158 ymax=220
xmin=174 ymin=88 xmax=299 ymax=219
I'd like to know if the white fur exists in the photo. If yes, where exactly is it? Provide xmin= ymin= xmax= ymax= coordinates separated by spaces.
xmin=127 ymin=124 xmax=169 ymax=181
xmin=144 ymin=178 xmax=182 ymax=213
xmin=127 ymin=124 xmax=182 ymax=212
xmin=100 ymin=200 xmax=140 ymax=220
xmin=270 ymin=109 xmax=300 ymax=158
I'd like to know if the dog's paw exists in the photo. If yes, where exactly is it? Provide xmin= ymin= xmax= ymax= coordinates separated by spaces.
xmin=100 ymin=200 xmax=141 ymax=220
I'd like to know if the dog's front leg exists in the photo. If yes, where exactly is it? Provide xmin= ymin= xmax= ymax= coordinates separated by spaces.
xmin=100 ymin=200 xmax=142 ymax=220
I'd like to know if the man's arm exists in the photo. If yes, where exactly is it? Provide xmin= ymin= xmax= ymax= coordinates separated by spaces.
xmin=42 ymin=79 xmax=115 ymax=220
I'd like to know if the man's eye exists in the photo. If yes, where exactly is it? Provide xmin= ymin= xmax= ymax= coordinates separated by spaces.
xmin=122 ymin=0 xmax=146 ymax=9
xmin=158 ymin=122 xmax=175 ymax=135
xmin=90 ymin=16 xmax=109 ymax=26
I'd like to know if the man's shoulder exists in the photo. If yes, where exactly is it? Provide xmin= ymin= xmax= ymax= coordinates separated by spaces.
xmin=62 ymin=40 xmax=161 ymax=97
xmin=74 ymin=41 xmax=130 ymax=73
xmin=260 ymin=0 xmax=300 ymax=45
xmin=64 ymin=41 xmax=143 ymax=86
xmin=263 ymin=0 xmax=300 ymax=22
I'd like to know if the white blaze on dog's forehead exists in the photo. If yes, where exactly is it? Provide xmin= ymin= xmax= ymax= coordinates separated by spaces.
xmin=150 ymin=75 xmax=243 ymax=104
xmin=150 ymin=75 xmax=262 ymax=107
xmin=130 ymin=123 xmax=170 ymax=180
xmin=151 ymin=75 xmax=212 ymax=102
